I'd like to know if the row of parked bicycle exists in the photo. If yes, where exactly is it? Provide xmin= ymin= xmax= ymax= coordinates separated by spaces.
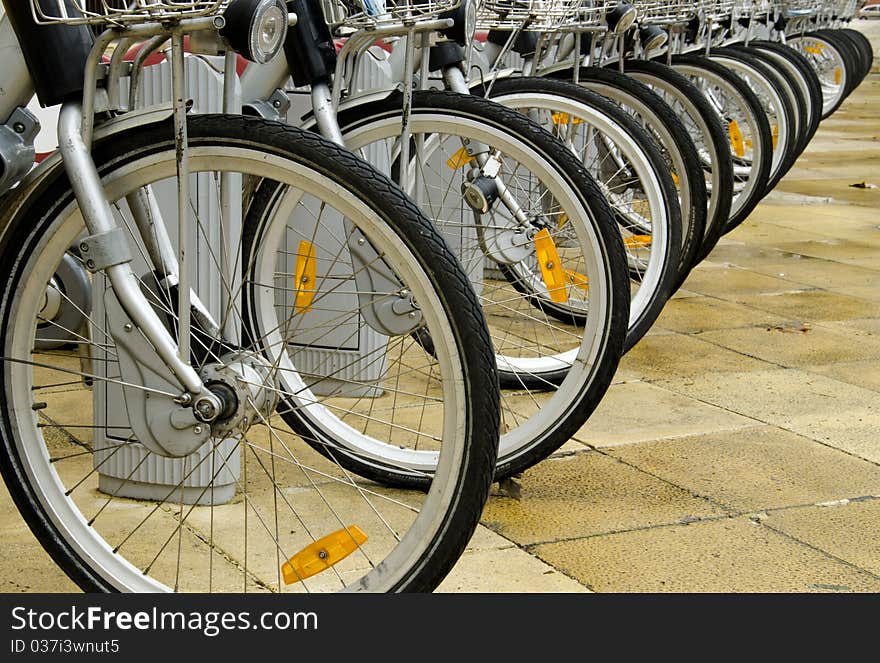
xmin=0 ymin=0 xmax=871 ymax=593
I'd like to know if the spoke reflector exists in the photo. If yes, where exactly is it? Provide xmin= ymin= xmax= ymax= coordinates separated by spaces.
xmin=564 ymin=269 xmax=589 ymax=291
xmin=551 ymin=112 xmax=584 ymax=126
xmin=729 ymin=120 xmax=745 ymax=158
xmin=533 ymin=229 xmax=568 ymax=303
xmin=446 ymin=146 xmax=474 ymax=170
xmin=772 ymin=124 xmax=778 ymax=150
xmin=834 ymin=68 xmax=841 ymax=86
xmin=282 ymin=526 xmax=368 ymax=584
xmin=294 ymin=240 xmax=317 ymax=313
xmin=623 ymin=235 xmax=652 ymax=249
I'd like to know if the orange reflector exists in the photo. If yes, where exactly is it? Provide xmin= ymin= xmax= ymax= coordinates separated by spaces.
xmin=446 ymin=146 xmax=474 ymax=170
xmin=772 ymin=124 xmax=779 ymax=150
xmin=623 ymin=235 xmax=652 ymax=249
xmin=533 ymin=228 xmax=568 ymax=303
xmin=805 ymin=44 xmax=825 ymax=55
xmin=551 ymin=112 xmax=584 ymax=126
xmin=834 ymin=68 xmax=841 ymax=86
xmin=564 ymin=269 xmax=589 ymax=291
xmin=670 ymin=171 xmax=679 ymax=186
xmin=294 ymin=240 xmax=317 ymax=314
xmin=729 ymin=120 xmax=745 ymax=158
xmin=282 ymin=525 xmax=368 ymax=584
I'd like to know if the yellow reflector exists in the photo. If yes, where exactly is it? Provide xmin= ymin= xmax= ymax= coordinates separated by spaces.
xmin=772 ymin=124 xmax=779 ymax=150
xmin=533 ymin=228 xmax=568 ymax=303
xmin=557 ymin=212 xmax=569 ymax=230
xmin=282 ymin=525 xmax=368 ymax=584
xmin=805 ymin=43 xmax=825 ymax=55
xmin=670 ymin=171 xmax=679 ymax=186
xmin=623 ymin=234 xmax=652 ymax=249
xmin=834 ymin=68 xmax=841 ymax=86
xmin=729 ymin=120 xmax=745 ymax=158
xmin=294 ymin=240 xmax=317 ymax=314
xmin=551 ymin=112 xmax=584 ymax=125
xmin=565 ymin=269 xmax=589 ymax=291
xmin=446 ymin=146 xmax=474 ymax=170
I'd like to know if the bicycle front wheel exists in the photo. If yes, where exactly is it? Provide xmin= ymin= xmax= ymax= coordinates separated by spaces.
xmin=326 ymin=90 xmax=630 ymax=480
xmin=0 ymin=114 xmax=499 ymax=592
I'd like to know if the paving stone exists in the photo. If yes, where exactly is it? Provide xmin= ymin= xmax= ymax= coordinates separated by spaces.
xmin=679 ymin=262 xmax=804 ymax=298
xmin=805 ymin=359 xmax=880 ymax=393
xmin=532 ymin=517 xmax=880 ymax=592
xmin=609 ymin=426 xmax=880 ymax=511
xmin=620 ymin=332 xmax=773 ymax=381
xmin=658 ymin=368 xmax=880 ymax=463
xmin=730 ymin=257 xmax=880 ymax=293
xmin=439 ymin=546 xmax=590 ymax=593
xmin=696 ymin=323 xmax=880 ymax=367
xmin=480 ymin=451 xmax=725 ymax=547
xmin=766 ymin=500 xmax=880 ymax=576
xmin=573 ymin=381 xmax=755 ymax=449
xmin=654 ymin=295 xmax=795 ymax=334
xmin=725 ymin=289 xmax=880 ymax=323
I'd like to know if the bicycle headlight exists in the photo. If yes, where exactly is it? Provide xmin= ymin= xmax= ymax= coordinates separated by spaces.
xmin=221 ymin=0 xmax=289 ymax=64
xmin=606 ymin=4 xmax=637 ymax=34
xmin=640 ymin=25 xmax=668 ymax=52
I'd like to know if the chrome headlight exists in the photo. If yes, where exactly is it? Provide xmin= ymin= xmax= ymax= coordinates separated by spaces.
xmin=222 ymin=0 xmax=290 ymax=64
xmin=606 ymin=4 xmax=638 ymax=34
xmin=640 ymin=25 xmax=668 ymax=52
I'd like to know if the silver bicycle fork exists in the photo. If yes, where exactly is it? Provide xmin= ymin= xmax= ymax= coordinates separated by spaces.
xmin=57 ymin=22 xmax=225 ymax=457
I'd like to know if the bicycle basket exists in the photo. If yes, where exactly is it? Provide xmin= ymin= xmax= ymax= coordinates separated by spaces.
xmin=634 ymin=1 xmax=698 ymax=25
xmin=701 ymin=0 xmax=736 ymax=19
xmin=320 ymin=0 xmax=462 ymax=29
xmin=476 ymin=0 xmax=611 ymax=31
xmin=29 ymin=0 xmax=227 ymax=25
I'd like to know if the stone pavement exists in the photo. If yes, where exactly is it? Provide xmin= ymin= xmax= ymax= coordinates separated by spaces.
xmin=1 ymin=24 xmax=878 ymax=594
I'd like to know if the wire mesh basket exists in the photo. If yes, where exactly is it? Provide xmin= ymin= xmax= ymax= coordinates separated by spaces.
xmin=749 ymin=0 xmax=774 ymax=20
xmin=29 ymin=0 xmax=227 ymax=25
xmin=320 ymin=0 xmax=462 ymax=29
xmin=634 ymin=1 xmax=698 ymax=25
xmin=701 ymin=0 xmax=736 ymax=18
xmin=778 ymin=0 xmax=819 ymax=19
xmin=475 ymin=0 xmax=611 ymax=31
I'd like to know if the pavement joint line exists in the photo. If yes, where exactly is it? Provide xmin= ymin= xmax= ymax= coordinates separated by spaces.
xmin=567 ymin=421 xmax=766 ymax=451
xmin=657 ymin=378 xmax=880 ymax=467
xmin=590 ymin=446 xmax=738 ymax=516
xmin=519 ymin=494 xmax=880 ymax=555
xmin=681 ymin=271 xmax=880 ymax=313
xmin=643 ymin=376 xmax=880 ymax=470
xmin=757 ymin=520 xmax=880 ymax=582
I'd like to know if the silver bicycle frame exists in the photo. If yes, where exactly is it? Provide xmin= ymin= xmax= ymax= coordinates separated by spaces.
xmin=0 ymin=9 xmax=223 ymax=417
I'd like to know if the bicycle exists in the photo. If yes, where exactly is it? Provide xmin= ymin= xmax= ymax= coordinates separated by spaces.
xmin=0 ymin=0 xmax=500 ymax=592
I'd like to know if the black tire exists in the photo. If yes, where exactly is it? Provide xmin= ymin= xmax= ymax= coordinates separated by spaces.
xmin=750 ymin=40 xmax=824 ymax=146
xmin=812 ymin=29 xmax=864 ymax=96
xmin=329 ymin=90 xmax=631 ymax=479
xmin=708 ymin=46 xmax=800 ymax=192
xmin=543 ymin=65 xmax=710 ymax=279
xmin=622 ymin=58 xmax=734 ymax=264
xmin=670 ymin=54 xmax=773 ymax=233
xmin=727 ymin=44 xmax=812 ymax=162
xmin=838 ymin=28 xmax=874 ymax=81
xmin=477 ymin=76 xmax=691 ymax=298
xmin=0 ymin=114 xmax=499 ymax=592
xmin=790 ymin=32 xmax=857 ymax=118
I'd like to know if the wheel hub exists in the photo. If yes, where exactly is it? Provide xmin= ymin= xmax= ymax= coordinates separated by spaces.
xmin=200 ymin=351 xmax=280 ymax=437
